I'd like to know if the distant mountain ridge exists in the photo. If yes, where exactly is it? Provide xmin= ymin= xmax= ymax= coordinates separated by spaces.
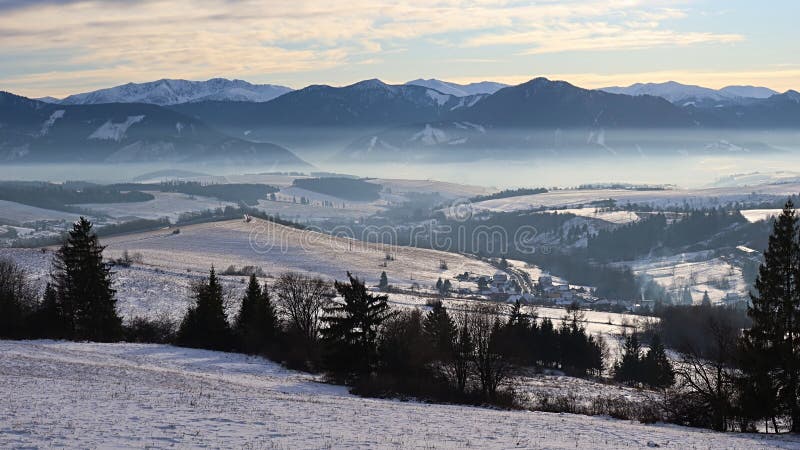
xmin=55 ymin=78 xmax=293 ymax=106
xmin=600 ymin=81 xmax=779 ymax=106
xmin=404 ymin=79 xmax=508 ymax=96
xmin=5 ymin=75 xmax=800 ymax=164
xmin=0 ymin=91 xmax=308 ymax=166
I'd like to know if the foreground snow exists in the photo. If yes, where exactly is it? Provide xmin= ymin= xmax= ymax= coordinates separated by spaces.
xmin=2 ymin=341 xmax=798 ymax=449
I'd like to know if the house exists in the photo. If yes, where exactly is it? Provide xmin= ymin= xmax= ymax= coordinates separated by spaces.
xmin=493 ymin=271 xmax=509 ymax=286
xmin=506 ymin=293 xmax=535 ymax=303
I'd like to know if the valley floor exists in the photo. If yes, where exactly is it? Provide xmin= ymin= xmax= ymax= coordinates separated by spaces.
xmin=2 ymin=340 xmax=798 ymax=449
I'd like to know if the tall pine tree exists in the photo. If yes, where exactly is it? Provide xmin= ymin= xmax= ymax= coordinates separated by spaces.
xmin=322 ymin=272 xmax=392 ymax=378
xmin=741 ymin=201 xmax=800 ymax=430
xmin=177 ymin=267 xmax=233 ymax=351
xmin=423 ymin=301 xmax=456 ymax=360
xmin=235 ymin=274 xmax=278 ymax=354
xmin=614 ymin=334 xmax=643 ymax=385
xmin=642 ymin=334 xmax=674 ymax=388
xmin=50 ymin=217 xmax=121 ymax=342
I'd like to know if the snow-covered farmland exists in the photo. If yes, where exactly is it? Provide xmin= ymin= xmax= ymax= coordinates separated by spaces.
xmin=0 ymin=199 xmax=78 ymax=224
xmin=471 ymin=183 xmax=800 ymax=213
xmin=624 ymin=252 xmax=748 ymax=304
xmin=256 ymin=198 xmax=382 ymax=222
xmin=373 ymin=178 xmax=494 ymax=200
xmin=97 ymin=218 xmax=496 ymax=288
xmin=0 ymin=218 xmax=498 ymax=320
xmin=543 ymin=208 xmax=640 ymax=225
xmin=2 ymin=340 xmax=798 ymax=449
xmin=740 ymin=209 xmax=781 ymax=223
xmin=75 ymin=192 xmax=235 ymax=221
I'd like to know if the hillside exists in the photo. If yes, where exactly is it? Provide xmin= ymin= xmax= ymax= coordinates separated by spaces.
xmin=2 ymin=340 xmax=798 ymax=449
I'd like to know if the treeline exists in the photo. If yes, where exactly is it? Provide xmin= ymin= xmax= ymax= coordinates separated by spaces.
xmin=173 ymin=205 xmax=304 ymax=230
xmin=588 ymin=209 xmax=748 ymax=262
xmin=155 ymin=181 xmax=278 ymax=206
xmin=468 ymin=187 xmax=548 ymax=203
xmin=161 ymin=274 xmax=607 ymax=406
xmin=0 ymin=180 xmax=283 ymax=214
xmin=111 ymin=181 xmax=280 ymax=206
xmin=292 ymin=177 xmax=382 ymax=202
xmin=576 ymin=183 xmax=669 ymax=191
xmin=0 ymin=181 xmax=154 ymax=212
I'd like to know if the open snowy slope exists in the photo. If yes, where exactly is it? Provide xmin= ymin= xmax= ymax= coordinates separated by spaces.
xmin=1 ymin=340 xmax=797 ymax=449
xmin=471 ymin=184 xmax=800 ymax=213
xmin=98 ymin=218 xmax=496 ymax=287
xmin=76 ymin=192 xmax=236 ymax=221
xmin=0 ymin=199 xmax=78 ymax=224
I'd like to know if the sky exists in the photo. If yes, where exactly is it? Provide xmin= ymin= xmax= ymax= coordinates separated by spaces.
xmin=0 ymin=0 xmax=798 ymax=98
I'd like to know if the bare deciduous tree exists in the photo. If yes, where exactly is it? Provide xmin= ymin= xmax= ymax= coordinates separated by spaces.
xmin=469 ymin=304 xmax=511 ymax=398
xmin=0 ymin=258 xmax=36 ymax=338
xmin=273 ymin=272 xmax=331 ymax=345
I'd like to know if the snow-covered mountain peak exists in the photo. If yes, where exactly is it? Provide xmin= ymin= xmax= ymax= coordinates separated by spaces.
xmin=600 ymin=81 xmax=784 ymax=105
xmin=719 ymin=85 xmax=778 ymax=99
xmin=58 ymin=78 xmax=293 ymax=105
xmin=600 ymin=81 xmax=728 ymax=104
xmin=405 ymin=78 xmax=508 ymax=96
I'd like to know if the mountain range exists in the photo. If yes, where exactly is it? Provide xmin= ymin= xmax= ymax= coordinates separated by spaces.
xmin=42 ymin=78 xmax=293 ymax=106
xmin=0 ymin=91 xmax=308 ymax=166
xmin=600 ymin=81 xmax=779 ymax=106
xmin=3 ymin=76 xmax=799 ymax=164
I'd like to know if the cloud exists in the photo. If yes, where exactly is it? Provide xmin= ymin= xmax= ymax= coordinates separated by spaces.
xmin=0 ymin=0 xmax=756 ymax=96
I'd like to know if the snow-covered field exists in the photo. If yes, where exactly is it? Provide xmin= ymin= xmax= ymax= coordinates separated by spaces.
xmin=543 ymin=208 xmax=640 ymax=225
xmin=0 ymin=218 xmax=499 ymax=321
xmin=96 ymin=218 xmax=496 ymax=288
xmin=624 ymin=252 xmax=747 ymax=304
xmin=0 ymin=199 xmax=77 ymax=224
xmin=75 ymin=192 xmax=235 ymax=221
xmin=472 ymin=184 xmax=800 ymax=213
xmin=2 ymin=340 xmax=798 ymax=449
xmin=740 ymin=209 xmax=781 ymax=223
xmin=372 ymin=178 xmax=494 ymax=199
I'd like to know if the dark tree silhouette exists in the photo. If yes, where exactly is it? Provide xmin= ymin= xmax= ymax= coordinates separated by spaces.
xmin=235 ymin=274 xmax=278 ymax=354
xmin=322 ymin=272 xmax=393 ymax=378
xmin=0 ymin=258 xmax=36 ymax=338
xmin=50 ymin=217 xmax=122 ymax=342
xmin=740 ymin=201 xmax=800 ymax=431
xmin=177 ymin=267 xmax=233 ymax=351
xmin=423 ymin=301 xmax=456 ymax=361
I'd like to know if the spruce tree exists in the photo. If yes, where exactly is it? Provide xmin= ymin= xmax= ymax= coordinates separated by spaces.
xmin=235 ymin=274 xmax=277 ymax=354
xmin=642 ymin=334 xmax=674 ymax=388
xmin=322 ymin=272 xmax=392 ymax=378
xmin=177 ymin=267 xmax=233 ymax=351
xmin=701 ymin=291 xmax=712 ymax=307
xmin=50 ymin=217 xmax=122 ymax=342
xmin=423 ymin=301 xmax=456 ymax=360
xmin=378 ymin=271 xmax=389 ymax=290
xmin=741 ymin=201 xmax=800 ymax=430
xmin=614 ymin=334 xmax=642 ymax=385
